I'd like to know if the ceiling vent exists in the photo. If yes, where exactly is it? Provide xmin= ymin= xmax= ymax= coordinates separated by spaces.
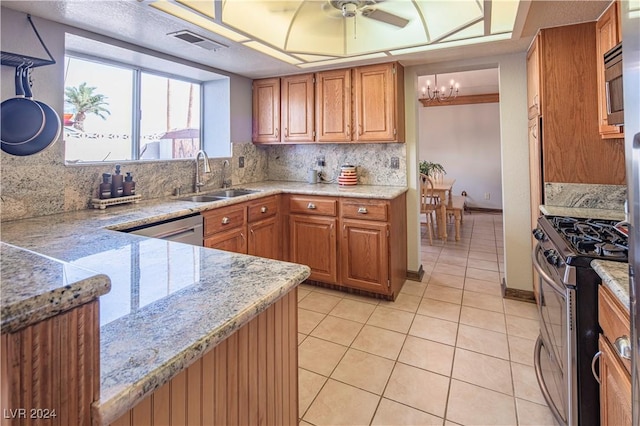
xmin=168 ymin=30 xmax=227 ymax=51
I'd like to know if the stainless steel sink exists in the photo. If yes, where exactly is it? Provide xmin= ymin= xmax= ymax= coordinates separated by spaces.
xmin=177 ymin=195 xmax=227 ymax=202
xmin=205 ymin=189 xmax=259 ymax=198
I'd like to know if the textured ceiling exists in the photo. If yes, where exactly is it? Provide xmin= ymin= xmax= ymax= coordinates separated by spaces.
xmin=0 ymin=1 xmax=610 ymax=79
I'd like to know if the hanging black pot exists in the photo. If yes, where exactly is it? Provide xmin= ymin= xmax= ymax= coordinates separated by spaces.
xmin=1 ymin=67 xmax=61 ymax=156
xmin=1 ymin=65 xmax=46 ymax=145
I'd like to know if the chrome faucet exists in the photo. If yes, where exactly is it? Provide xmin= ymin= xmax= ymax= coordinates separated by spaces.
xmin=195 ymin=150 xmax=211 ymax=193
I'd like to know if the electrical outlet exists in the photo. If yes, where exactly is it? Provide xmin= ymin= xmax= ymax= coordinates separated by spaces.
xmin=390 ymin=157 xmax=399 ymax=169
xmin=238 ymin=156 xmax=245 ymax=168
xmin=316 ymin=156 xmax=325 ymax=167
xmin=484 ymin=192 xmax=490 ymax=200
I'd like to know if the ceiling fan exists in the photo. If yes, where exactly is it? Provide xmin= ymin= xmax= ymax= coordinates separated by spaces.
xmin=324 ymin=0 xmax=409 ymax=28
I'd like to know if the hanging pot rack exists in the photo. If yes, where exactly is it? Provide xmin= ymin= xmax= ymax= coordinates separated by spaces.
xmin=1 ymin=15 xmax=56 ymax=68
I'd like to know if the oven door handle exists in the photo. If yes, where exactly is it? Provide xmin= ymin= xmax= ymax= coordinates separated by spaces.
xmin=534 ymin=336 xmax=567 ymax=425
xmin=532 ymin=244 xmax=565 ymax=295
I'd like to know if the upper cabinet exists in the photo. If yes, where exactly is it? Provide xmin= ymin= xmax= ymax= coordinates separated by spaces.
xmin=253 ymin=62 xmax=404 ymax=144
xmin=596 ymin=0 xmax=624 ymax=140
xmin=526 ymin=36 xmax=542 ymax=119
xmin=252 ymin=78 xmax=280 ymax=143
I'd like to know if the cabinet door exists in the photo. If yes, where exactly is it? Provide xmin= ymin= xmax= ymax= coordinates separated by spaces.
xmin=598 ymin=335 xmax=632 ymax=426
xmin=290 ymin=215 xmax=337 ymax=284
xmin=340 ymin=219 xmax=389 ymax=294
xmin=204 ymin=227 xmax=247 ymax=253
xmin=526 ymin=36 xmax=542 ymax=118
xmin=596 ymin=1 xmax=624 ymax=139
xmin=252 ymin=78 xmax=280 ymax=143
xmin=316 ymin=69 xmax=352 ymax=142
xmin=248 ymin=216 xmax=280 ymax=260
xmin=353 ymin=63 xmax=397 ymax=141
xmin=281 ymin=73 xmax=315 ymax=142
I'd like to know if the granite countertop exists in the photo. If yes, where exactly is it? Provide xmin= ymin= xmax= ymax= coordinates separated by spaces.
xmin=0 ymin=180 xmax=404 ymax=424
xmin=540 ymin=205 xmax=626 ymax=221
xmin=592 ymin=260 xmax=630 ymax=310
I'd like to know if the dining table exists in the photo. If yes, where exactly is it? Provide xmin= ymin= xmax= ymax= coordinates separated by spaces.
xmin=431 ymin=178 xmax=456 ymax=240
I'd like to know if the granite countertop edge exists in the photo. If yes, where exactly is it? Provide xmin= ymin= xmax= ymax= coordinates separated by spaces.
xmin=539 ymin=205 xmax=625 ymax=221
xmin=591 ymin=259 xmax=630 ymax=310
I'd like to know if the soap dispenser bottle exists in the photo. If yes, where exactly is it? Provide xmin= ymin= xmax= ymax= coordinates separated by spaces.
xmin=123 ymin=172 xmax=136 ymax=196
xmin=111 ymin=164 xmax=124 ymax=198
xmin=99 ymin=173 xmax=111 ymax=199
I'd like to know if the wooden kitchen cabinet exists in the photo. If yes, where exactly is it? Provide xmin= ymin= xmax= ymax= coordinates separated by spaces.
xmin=596 ymin=0 xmax=624 ymax=140
xmin=315 ymin=68 xmax=352 ymax=142
xmin=597 ymin=284 xmax=632 ymax=425
xmin=290 ymin=214 xmax=338 ymax=284
xmin=341 ymin=219 xmax=389 ymax=293
xmin=252 ymin=78 xmax=280 ymax=143
xmin=281 ymin=73 xmax=315 ymax=142
xmin=247 ymin=195 xmax=281 ymax=259
xmin=526 ymin=22 xmax=625 ymax=186
xmin=203 ymin=204 xmax=247 ymax=253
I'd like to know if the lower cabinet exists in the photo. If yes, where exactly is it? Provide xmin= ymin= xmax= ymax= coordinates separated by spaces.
xmin=205 ymin=227 xmax=246 ymax=253
xmin=340 ymin=219 xmax=389 ymax=293
xmin=289 ymin=214 xmax=338 ymax=284
xmin=203 ymin=204 xmax=247 ymax=253
xmin=248 ymin=215 xmax=279 ymax=260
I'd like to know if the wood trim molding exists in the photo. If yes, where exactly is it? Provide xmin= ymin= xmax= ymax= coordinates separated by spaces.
xmin=406 ymin=264 xmax=425 ymax=282
xmin=419 ymin=93 xmax=499 ymax=107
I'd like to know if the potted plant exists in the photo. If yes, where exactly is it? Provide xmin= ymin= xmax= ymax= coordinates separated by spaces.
xmin=419 ymin=161 xmax=446 ymax=179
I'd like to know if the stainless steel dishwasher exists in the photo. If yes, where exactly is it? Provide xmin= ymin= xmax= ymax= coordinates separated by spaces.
xmin=123 ymin=214 xmax=203 ymax=246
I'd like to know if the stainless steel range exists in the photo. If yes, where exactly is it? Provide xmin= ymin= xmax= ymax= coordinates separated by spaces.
xmin=532 ymin=215 xmax=628 ymax=426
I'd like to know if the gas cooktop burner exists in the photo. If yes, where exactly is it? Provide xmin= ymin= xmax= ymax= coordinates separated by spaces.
xmin=549 ymin=216 xmax=628 ymax=261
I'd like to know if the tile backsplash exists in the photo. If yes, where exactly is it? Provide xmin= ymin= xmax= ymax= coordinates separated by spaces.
xmin=544 ymin=182 xmax=627 ymax=210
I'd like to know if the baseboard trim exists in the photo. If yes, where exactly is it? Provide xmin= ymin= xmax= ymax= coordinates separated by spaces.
xmin=406 ymin=265 xmax=425 ymax=282
xmin=302 ymin=279 xmax=395 ymax=301
xmin=501 ymin=278 xmax=536 ymax=303
xmin=466 ymin=207 xmax=503 ymax=214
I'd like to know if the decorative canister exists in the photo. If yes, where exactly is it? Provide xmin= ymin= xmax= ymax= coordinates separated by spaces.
xmin=338 ymin=164 xmax=358 ymax=186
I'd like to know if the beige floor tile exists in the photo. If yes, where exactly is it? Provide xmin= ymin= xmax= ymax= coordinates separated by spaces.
xmin=433 ymin=262 xmax=467 ymax=277
xmin=329 ymin=298 xmax=376 ymax=323
xmin=409 ymin=314 xmax=458 ymax=346
xmin=505 ymin=315 xmax=540 ymax=340
xmin=508 ymin=335 xmax=536 ymax=366
xmin=303 ymin=379 xmax=379 ymax=426
xmin=351 ymin=325 xmax=406 ymax=360
xmin=424 ymin=284 xmax=463 ymax=305
xmin=456 ymin=324 xmax=509 ymax=359
xmin=441 ymin=248 xmax=469 ymax=258
xmin=298 ymin=368 xmax=328 ymax=416
xmin=379 ymin=292 xmax=422 ymax=313
xmin=299 ymin=421 xmax=314 ymax=426
xmin=331 ymin=348 xmax=395 ymax=394
xmin=298 ymin=308 xmax=326 ymax=334
xmin=459 ymin=305 xmax=506 ymax=333
xmin=298 ymin=287 xmax=312 ymax=301
xmin=468 ymin=245 xmax=498 ymax=255
xmin=298 ymin=336 xmax=347 ymax=376
xmin=417 ymin=298 xmax=461 ymax=322
xmin=311 ymin=315 xmax=364 ymax=346
xmin=428 ymin=272 xmax=465 ymax=289
xmin=298 ymin=333 xmax=307 ymax=345
xmin=398 ymin=335 xmax=454 ymax=376
xmin=298 ymin=291 xmax=343 ymax=314
xmin=464 ymin=277 xmax=502 ymax=296
xmin=310 ymin=285 xmax=348 ymax=297
xmin=462 ymin=291 xmax=504 ymax=313
xmin=516 ymin=398 xmax=556 ymax=426
xmin=503 ymin=299 xmax=538 ymax=320
xmin=466 ymin=258 xmax=500 ymax=272
xmin=372 ymin=398 xmax=444 ymax=426
xmin=384 ymin=363 xmax=450 ymax=417
xmin=342 ymin=291 xmax=381 ymax=305
xmin=437 ymin=254 xmax=468 ymax=267
xmin=465 ymin=267 xmax=500 ymax=282
xmin=452 ymin=348 xmax=513 ymax=395
xmin=467 ymin=250 xmax=499 ymax=261
xmin=446 ymin=379 xmax=517 ymax=425
xmin=367 ymin=305 xmax=415 ymax=334
xmin=400 ymin=280 xmax=428 ymax=297
xmin=511 ymin=363 xmax=546 ymax=405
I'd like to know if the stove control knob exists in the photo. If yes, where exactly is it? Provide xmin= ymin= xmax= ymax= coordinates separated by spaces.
xmin=544 ymin=249 xmax=560 ymax=266
xmin=532 ymin=229 xmax=546 ymax=241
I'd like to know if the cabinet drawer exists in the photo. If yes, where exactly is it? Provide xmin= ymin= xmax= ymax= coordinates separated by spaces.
xmin=203 ymin=204 xmax=246 ymax=236
xmin=599 ymin=284 xmax=631 ymax=373
xmin=248 ymin=196 xmax=278 ymax=222
xmin=289 ymin=195 xmax=337 ymax=216
xmin=341 ymin=198 xmax=388 ymax=221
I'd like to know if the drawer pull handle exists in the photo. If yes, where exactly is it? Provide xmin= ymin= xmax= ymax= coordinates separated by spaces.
xmin=261 ymin=206 xmax=268 ymax=213
xmin=614 ymin=336 xmax=632 ymax=360
xmin=221 ymin=217 xmax=230 ymax=225
xmin=357 ymin=207 xmax=368 ymax=214
xmin=307 ymin=203 xmax=316 ymax=209
xmin=591 ymin=351 xmax=602 ymax=384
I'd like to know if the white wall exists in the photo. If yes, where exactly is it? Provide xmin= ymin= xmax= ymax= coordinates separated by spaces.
xmin=419 ymin=102 xmax=503 ymax=209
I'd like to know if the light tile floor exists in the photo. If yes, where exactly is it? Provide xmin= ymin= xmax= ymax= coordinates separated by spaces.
xmin=298 ymin=212 xmax=556 ymax=426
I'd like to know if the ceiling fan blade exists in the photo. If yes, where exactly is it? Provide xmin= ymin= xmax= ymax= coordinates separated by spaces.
xmin=361 ymin=8 xmax=409 ymax=28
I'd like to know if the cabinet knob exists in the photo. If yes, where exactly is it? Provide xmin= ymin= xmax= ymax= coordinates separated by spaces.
xmin=221 ymin=217 xmax=230 ymax=225
xmin=307 ymin=202 xmax=316 ymax=209
xmin=357 ymin=207 xmax=368 ymax=214
xmin=261 ymin=206 xmax=268 ymax=213
xmin=614 ymin=336 xmax=631 ymax=360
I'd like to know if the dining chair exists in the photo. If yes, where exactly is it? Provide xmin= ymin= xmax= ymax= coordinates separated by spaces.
xmin=419 ymin=173 xmax=439 ymax=245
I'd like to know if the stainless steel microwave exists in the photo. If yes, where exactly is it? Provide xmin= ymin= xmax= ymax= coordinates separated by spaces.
xmin=604 ymin=42 xmax=623 ymax=126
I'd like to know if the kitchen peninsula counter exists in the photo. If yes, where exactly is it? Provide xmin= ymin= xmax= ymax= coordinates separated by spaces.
xmin=592 ymin=259 xmax=630 ymax=310
xmin=0 ymin=181 xmax=404 ymax=424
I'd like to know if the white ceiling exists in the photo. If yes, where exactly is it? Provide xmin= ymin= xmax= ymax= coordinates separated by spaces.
xmin=1 ymin=0 xmax=611 ymax=80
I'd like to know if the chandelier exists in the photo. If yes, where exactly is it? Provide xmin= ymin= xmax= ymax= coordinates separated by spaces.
xmin=419 ymin=75 xmax=460 ymax=102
